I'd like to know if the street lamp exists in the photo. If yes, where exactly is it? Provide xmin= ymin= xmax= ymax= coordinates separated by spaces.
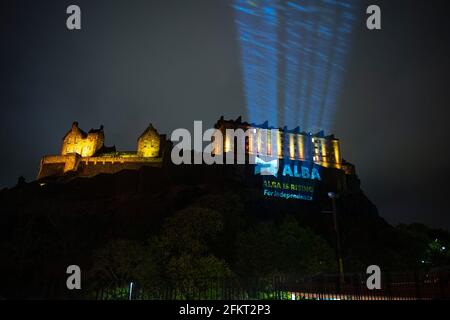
xmin=327 ymin=192 xmax=345 ymax=288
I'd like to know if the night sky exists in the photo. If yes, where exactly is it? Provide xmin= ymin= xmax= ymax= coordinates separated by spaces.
xmin=1 ymin=0 xmax=450 ymax=229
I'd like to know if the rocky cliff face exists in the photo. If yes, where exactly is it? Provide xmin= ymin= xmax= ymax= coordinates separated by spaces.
xmin=0 ymin=164 xmax=400 ymax=298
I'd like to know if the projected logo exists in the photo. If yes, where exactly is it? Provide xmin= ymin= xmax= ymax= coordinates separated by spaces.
xmin=256 ymin=159 xmax=321 ymax=201
xmin=233 ymin=0 xmax=357 ymax=132
xmin=255 ymin=156 xmax=279 ymax=177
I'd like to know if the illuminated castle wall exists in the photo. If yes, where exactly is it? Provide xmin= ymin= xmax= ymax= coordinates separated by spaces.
xmin=214 ymin=116 xmax=354 ymax=175
xmin=38 ymin=122 xmax=167 ymax=180
xmin=38 ymin=117 xmax=354 ymax=180
xmin=137 ymin=124 xmax=161 ymax=158
xmin=61 ymin=122 xmax=105 ymax=157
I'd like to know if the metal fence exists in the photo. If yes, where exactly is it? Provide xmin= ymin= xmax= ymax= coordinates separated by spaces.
xmin=89 ymin=272 xmax=450 ymax=300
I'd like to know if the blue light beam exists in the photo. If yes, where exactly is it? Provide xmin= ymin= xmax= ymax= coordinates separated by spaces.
xmin=233 ymin=0 xmax=357 ymax=134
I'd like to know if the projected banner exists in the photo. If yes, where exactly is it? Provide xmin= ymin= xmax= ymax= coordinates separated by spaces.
xmin=263 ymin=177 xmax=316 ymax=200
xmin=233 ymin=0 xmax=357 ymax=133
xmin=256 ymin=158 xmax=322 ymax=201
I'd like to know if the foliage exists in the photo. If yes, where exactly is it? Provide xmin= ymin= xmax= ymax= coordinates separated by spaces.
xmin=235 ymin=216 xmax=336 ymax=277
xmin=90 ymin=239 xmax=159 ymax=287
xmin=422 ymin=238 xmax=450 ymax=269
xmin=395 ymin=223 xmax=450 ymax=271
xmin=158 ymin=207 xmax=224 ymax=256
xmin=2 ymin=175 xmax=450 ymax=298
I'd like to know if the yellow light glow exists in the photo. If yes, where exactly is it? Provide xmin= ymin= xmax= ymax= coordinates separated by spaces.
xmin=321 ymin=139 xmax=327 ymax=158
xmin=277 ymin=130 xmax=282 ymax=158
xmin=63 ymin=140 xmax=95 ymax=157
xmin=257 ymin=129 xmax=261 ymax=154
xmin=289 ymin=134 xmax=295 ymax=159
xmin=248 ymin=129 xmax=254 ymax=153
xmin=333 ymin=140 xmax=341 ymax=165
xmin=298 ymin=135 xmax=304 ymax=159
xmin=81 ymin=145 xmax=90 ymax=157
xmin=225 ymin=135 xmax=231 ymax=152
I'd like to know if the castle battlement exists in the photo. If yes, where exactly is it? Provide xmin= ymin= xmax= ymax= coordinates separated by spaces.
xmin=37 ymin=122 xmax=167 ymax=180
xmin=214 ymin=116 xmax=354 ymax=174
xmin=37 ymin=117 xmax=354 ymax=180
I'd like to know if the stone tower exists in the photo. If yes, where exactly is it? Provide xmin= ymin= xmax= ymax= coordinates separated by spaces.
xmin=137 ymin=124 xmax=160 ymax=157
xmin=61 ymin=122 xmax=105 ymax=157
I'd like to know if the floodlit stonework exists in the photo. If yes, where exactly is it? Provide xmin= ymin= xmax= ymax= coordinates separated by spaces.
xmin=38 ymin=122 xmax=167 ymax=180
xmin=137 ymin=124 xmax=160 ymax=158
xmin=214 ymin=116 xmax=355 ymax=175
xmin=37 ymin=117 xmax=354 ymax=181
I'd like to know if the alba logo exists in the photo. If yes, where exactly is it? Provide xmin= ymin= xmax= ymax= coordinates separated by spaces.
xmin=255 ymin=159 xmax=322 ymax=181
xmin=255 ymin=156 xmax=279 ymax=177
